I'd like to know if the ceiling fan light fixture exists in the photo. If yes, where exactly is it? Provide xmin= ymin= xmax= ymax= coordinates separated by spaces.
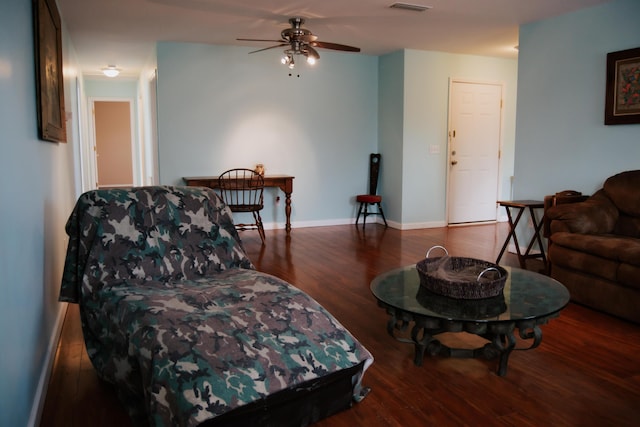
xmin=389 ymin=2 xmax=432 ymax=12
xmin=281 ymin=52 xmax=296 ymax=68
xmin=101 ymin=65 xmax=120 ymax=77
xmin=240 ymin=17 xmax=360 ymax=69
xmin=304 ymin=46 xmax=320 ymax=65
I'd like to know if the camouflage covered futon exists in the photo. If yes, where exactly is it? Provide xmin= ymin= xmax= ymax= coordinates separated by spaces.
xmin=59 ymin=186 xmax=372 ymax=426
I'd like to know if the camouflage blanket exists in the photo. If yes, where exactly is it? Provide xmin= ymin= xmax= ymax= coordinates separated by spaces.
xmin=59 ymin=186 xmax=372 ymax=426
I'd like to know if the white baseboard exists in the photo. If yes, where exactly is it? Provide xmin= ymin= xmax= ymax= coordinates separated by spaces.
xmin=397 ymin=220 xmax=447 ymax=230
xmin=264 ymin=217 xmax=388 ymax=229
xmin=263 ymin=218 xmax=448 ymax=230
xmin=28 ymin=303 xmax=68 ymax=427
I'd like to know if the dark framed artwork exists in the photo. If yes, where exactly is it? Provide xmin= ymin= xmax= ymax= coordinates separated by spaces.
xmin=34 ymin=0 xmax=66 ymax=142
xmin=605 ymin=47 xmax=640 ymax=125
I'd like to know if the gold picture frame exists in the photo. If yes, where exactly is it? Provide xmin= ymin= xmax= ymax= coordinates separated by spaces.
xmin=604 ymin=47 xmax=640 ymax=125
xmin=34 ymin=0 xmax=66 ymax=142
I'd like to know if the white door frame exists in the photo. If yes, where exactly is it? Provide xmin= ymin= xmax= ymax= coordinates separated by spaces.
xmin=446 ymin=78 xmax=505 ymax=225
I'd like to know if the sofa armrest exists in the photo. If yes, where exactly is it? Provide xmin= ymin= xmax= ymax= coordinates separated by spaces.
xmin=545 ymin=190 xmax=619 ymax=235
xmin=543 ymin=190 xmax=588 ymax=237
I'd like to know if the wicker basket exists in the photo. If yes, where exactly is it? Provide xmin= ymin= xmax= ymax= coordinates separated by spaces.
xmin=416 ymin=246 xmax=507 ymax=300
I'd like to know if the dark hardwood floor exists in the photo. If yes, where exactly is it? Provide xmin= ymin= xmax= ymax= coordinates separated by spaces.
xmin=40 ymin=223 xmax=640 ymax=426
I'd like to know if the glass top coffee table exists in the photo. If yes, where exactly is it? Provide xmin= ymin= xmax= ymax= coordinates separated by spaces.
xmin=371 ymin=265 xmax=570 ymax=376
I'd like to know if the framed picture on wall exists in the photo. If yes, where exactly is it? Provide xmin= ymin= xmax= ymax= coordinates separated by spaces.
xmin=605 ymin=47 xmax=640 ymax=125
xmin=34 ymin=0 xmax=67 ymax=142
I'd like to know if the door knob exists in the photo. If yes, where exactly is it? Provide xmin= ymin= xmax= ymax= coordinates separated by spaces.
xmin=451 ymin=160 xmax=458 ymax=166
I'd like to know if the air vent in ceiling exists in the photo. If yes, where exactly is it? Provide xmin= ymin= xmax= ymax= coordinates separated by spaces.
xmin=389 ymin=2 xmax=432 ymax=12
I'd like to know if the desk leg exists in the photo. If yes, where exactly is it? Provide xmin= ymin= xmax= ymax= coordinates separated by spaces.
xmin=285 ymin=191 xmax=292 ymax=234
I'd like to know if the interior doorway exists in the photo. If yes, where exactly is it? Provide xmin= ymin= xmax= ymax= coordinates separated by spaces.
xmin=91 ymin=99 xmax=135 ymax=188
xmin=447 ymin=80 xmax=503 ymax=224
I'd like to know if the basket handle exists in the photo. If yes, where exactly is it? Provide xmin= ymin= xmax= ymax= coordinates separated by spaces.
xmin=477 ymin=267 xmax=501 ymax=282
xmin=426 ymin=245 xmax=449 ymax=258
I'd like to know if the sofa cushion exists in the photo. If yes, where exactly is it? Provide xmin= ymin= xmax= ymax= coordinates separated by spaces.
xmin=550 ymin=232 xmax=640 ymax=289
xmin=549 ymin=241 xmax=619 ymax=283
xmin=551 ymin=232 xmax=640 ymax=265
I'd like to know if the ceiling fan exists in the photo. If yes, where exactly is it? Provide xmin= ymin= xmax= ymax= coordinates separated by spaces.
xmin=237 ymin=17 xmax=361 ymax=69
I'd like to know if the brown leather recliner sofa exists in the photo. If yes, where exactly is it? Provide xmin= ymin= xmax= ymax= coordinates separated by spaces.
xmin=544 ymin=170 xmax=640 ymax=323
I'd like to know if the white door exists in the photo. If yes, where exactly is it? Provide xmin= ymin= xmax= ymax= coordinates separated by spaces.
xmin=447 ymin=81 xmax=502 ymax=224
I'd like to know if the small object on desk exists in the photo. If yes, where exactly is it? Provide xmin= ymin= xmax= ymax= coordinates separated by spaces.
xmin=496 ymin=200 xmax=547 ymax=271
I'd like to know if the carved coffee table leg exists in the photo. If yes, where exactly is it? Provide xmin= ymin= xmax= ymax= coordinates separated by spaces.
xmin=411 ymin=325 xmax=442 ymax=366
xmin=518 ymin=325 xmax=543 ymax=349
xmin=493 ymin=332 xmax=516 ymax=376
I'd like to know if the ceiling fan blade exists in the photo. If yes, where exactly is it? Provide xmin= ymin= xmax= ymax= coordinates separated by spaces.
xmin=311 ymin=41 xmax=361 ymax=52
xmin=248 ymin=44 xmax=288 ymax=54
xmin=237 ymin=38 xmax=287 ymax=43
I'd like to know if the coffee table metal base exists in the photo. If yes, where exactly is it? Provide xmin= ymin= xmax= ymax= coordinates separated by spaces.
xmin=382 ymin=304 xmax=553 ymax=376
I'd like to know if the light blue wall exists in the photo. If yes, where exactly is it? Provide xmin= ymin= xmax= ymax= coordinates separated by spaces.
xmin=514 ymin=0 xmax=640 ymax=198
xmin=378 ymin=51 xmax=405 ymax=224
xmin=85 ymin=79 xmax=138 ymax=98
xmin=0 ymin=1 xmax=78 ymax=425
xmin=379 ymin=50 xmax=518 ymax=227
xmin=156 ymin=42 xmax=379 ymax=226
xmin=157 ymin=42 xmax=517 ymax=229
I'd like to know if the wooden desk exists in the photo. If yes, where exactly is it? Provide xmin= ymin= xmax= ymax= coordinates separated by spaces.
xmin=496 ymin=200 xmax=547 ymax=271
xmin=183 ymin=175 xmax=294 ymax=234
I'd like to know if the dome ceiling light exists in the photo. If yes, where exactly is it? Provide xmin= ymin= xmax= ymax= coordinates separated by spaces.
xmin=101 ymin=65 xmax=120 ymax=77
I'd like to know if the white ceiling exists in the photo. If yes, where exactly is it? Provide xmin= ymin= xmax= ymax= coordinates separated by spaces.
xmin=57 ymin=0 xmax=611 ymax=78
